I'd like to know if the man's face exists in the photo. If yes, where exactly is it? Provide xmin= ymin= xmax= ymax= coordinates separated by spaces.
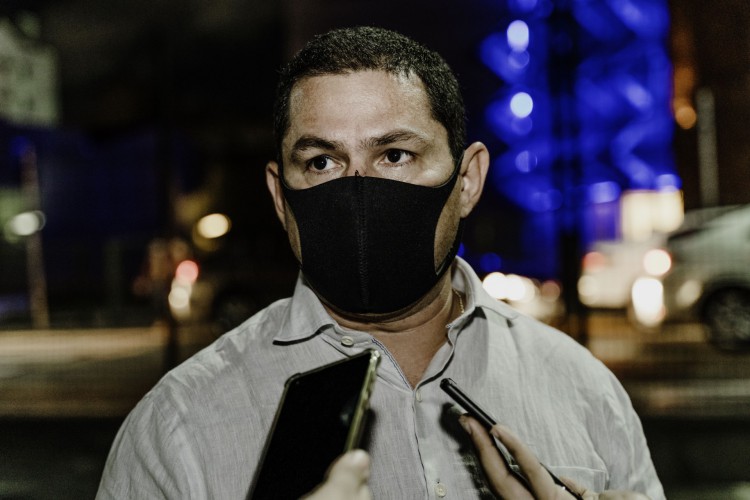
xmin=278 ymin=70 xmax=463 ymax=271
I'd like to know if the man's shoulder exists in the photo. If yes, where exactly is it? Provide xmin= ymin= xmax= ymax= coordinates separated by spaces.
xmin=135 ymin=298 xmax=305 ymax=419
xmin=481 ymin=303 xmax=612 ymax=382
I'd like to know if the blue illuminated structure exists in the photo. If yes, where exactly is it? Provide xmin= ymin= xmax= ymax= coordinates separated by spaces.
xmin=475 ymin=0 xmax=677 ymax=277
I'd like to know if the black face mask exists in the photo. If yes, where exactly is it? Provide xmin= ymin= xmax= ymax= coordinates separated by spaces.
xmin=280 ymin=166 xmax=463 ymax=315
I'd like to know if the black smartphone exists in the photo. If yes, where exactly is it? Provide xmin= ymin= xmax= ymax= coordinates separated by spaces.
xmin=440 ymin=378 xmax=583 ymax=500
xmin=249 ymin=349 xmax=381 ymax=500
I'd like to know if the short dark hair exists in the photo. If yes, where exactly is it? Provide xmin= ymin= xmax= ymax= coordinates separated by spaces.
xmin=273 ymin=26 xmax=466 ymax=163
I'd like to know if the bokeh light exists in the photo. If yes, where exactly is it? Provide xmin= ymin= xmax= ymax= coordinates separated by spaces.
xmin=196 ymin=213 xmax=231 ymax=239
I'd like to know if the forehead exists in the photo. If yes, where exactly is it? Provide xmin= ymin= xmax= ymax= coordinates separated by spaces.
xmin=284 ymin=70 xmax=443 ymax=146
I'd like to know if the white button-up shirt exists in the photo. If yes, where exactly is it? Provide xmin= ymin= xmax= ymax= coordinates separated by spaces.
xmin=97 ymin=258 xmax=664 ymax=499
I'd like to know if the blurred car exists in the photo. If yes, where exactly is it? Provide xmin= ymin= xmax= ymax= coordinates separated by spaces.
xmin=577 ymin=237 xmax=667 ymax=309
xmin=133 ymin=235 xmax=295 ymax=336
xmin=630 ymin=204 xmax=750 ymax=349
xmin=167 ymin=256 xmax=267 ymax=334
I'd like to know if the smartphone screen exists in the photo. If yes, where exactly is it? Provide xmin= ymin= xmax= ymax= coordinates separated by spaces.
xmin=249 ymin=349 xmax=380 ymax=500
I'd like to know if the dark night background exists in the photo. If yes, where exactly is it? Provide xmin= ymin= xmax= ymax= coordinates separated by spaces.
xmin=2 ymin=0 xmax=748 ymax=317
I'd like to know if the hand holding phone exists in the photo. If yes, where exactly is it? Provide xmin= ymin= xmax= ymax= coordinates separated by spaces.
xmin=440 ymin=378 xmax=583 ymax=500
xmin=249 ymin=350 xmax=380 ymax=499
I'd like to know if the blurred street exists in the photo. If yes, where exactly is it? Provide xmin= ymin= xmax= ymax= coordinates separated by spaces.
xmin=587 ymin=312 xmax=750 ymax=419
xmin=2 ymin=314 xmax=750 ymax=498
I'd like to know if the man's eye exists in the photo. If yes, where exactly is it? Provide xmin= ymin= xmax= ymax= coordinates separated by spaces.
xmin=385 ymin=150 xmax=410 ymax=164
xmin=309 ymin=156 xmax=333 ymax=171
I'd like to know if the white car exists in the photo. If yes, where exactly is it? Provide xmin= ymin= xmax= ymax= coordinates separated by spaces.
xmin=578 ymin=237 xmax=666 ymax=309
xmin=630 ymin=205 xmax=750 ymax=349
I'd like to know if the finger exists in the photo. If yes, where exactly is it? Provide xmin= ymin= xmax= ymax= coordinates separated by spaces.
xmin=560 ymin=476 xmax=595 ymax=500
xmin=460 ymin=415 xmax=532 ymax=499
xmin=597 ymin=491 xmax=651 ymax=500
xmin=326 ymin=450 xmax=371 ymax=490
xmin=304 ymin=450 xmax=372 ymax=500
xmin=561 ymin=476 xmax=651 ymax=500
xmin=490 ymin=424 xmax=567 ymax=499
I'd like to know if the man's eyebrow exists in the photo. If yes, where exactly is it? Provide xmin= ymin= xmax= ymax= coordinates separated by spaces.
xmin=365 ymin=130 xmax=430 ymax=148
xmin=289 ymin=136 xmax=344 ymax=162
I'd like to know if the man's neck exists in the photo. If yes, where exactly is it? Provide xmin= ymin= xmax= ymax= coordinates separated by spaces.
xmin=325 ymin=274 xmax=462 ymax=387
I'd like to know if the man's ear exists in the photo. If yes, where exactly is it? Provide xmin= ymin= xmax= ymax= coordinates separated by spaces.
xmin=458 ymin=142 xmax=490 ymax=218
xmin=265 ymin=161 xmax=287 ymax=229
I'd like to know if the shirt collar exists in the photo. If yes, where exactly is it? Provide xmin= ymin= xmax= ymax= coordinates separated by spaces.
xmin=273 ymin=256 xmax=517 ymax=343
xmin=451 ymin=257 xmax=518 ymax=325
xmin=273 ymin=274 xmax=336 ymax=343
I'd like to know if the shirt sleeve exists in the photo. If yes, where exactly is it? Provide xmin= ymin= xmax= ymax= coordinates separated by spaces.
xmin=96 ymin=392 xmax=206 ymax=500
xmin=597 ymin=369 xmax=666 ymax=500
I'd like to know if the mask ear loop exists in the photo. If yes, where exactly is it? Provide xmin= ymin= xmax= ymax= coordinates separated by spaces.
xmin=435 ymin=220 xmax=464 ymax=277
xmin=433 ymin=152 xmax=465 ymax=277
xmin=432 ymin=153 xmax=464 ymax=188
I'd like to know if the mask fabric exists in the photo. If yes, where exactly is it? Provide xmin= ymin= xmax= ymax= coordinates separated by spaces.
xmin=281 ymin=167 xmax=463 ymax=314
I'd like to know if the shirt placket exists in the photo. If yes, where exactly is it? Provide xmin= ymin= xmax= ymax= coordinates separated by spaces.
xmin=411 ymin=321 xmax=466 ymax=499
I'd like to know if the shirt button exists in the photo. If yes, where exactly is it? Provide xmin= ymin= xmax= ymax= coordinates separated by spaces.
xmin=415 ymin=389 xmax=423 ymax=402
xmin=340 ymin=336 xmax=354 ymax=347
xmin=435 ymin=482 xmax=447 ymax=497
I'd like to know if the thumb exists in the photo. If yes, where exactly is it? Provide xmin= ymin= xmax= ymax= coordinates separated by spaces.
xmin=327 ymin=450 xmax=370 ymax=490
xmin=303 ymin=450 xmax=372 ymax=500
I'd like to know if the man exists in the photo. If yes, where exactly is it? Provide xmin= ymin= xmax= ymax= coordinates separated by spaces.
xmin=97 ymin=26 xmax=664 ymax=499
